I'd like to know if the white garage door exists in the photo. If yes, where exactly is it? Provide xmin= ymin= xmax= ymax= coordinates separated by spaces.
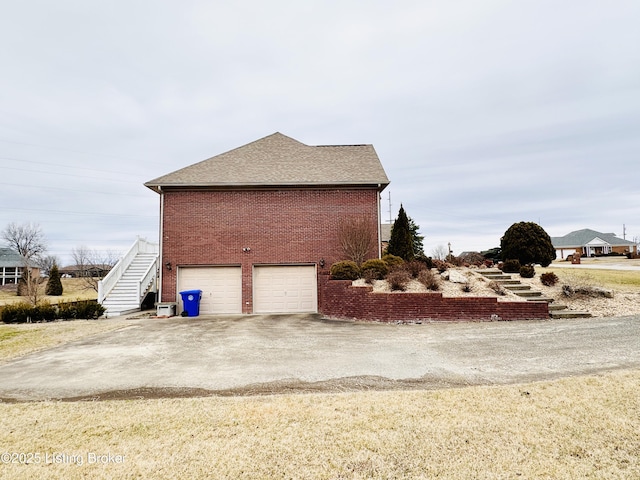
xmin=253 ymin=265 xmax=317 ymax=314
xmin=178 ymin=266 xmax=242 ymax=314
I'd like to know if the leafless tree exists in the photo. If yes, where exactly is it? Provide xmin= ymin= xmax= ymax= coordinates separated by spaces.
xmin=431 ymin=244 xmax=448 ymax=261
xmin=2 ymin=222 xmax=48 ymax=303
xmin=71 ymin=246 xmax=120 ymax=292
xmin=336 ymin=216 xmax=376 ymax=265
xmin=37 ymin=255 xmax=61 ymax=277
xmin=1 ymin=222 xmax=47 ymax=262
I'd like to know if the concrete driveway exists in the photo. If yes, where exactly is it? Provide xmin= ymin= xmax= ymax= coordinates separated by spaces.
xmin=1 ymin=314 xmax=639 ymax=401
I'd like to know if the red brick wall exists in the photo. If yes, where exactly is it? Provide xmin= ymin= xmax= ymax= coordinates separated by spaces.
xmin=160 ymin=188 xmax=380 ymax=312
xmin=318 ymin=275 xmax=549 ymax=322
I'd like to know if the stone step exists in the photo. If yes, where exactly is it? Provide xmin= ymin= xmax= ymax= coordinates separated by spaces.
xmin=503 ymin=284 xmax=531 ymax=291
xmin=550 ymin=310 xmax=593 ymax=319
xmin=481 ymin=273 xmax=512 ymax=280
xmin=527 ymin=297 xmax=554 ymax=303
xmin=514 ymin=290 xmax=542 ymax=298
xmin=493 ymin=279 xmax=521 ymax=285
xmin=548 ymin=303 xmax=567 ymax=311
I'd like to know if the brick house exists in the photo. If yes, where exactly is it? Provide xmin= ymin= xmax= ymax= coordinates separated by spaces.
xmin=145 ymin=132 xmax=389 ymax=315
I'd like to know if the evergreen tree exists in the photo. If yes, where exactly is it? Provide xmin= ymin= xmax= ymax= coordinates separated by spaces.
xmin=387 ymin=204 xmax=415 ymax=261
xmin=408 ymin=216 xmax=424 ymax=256
xmin=500 ymin=222 xmax=556 ymax=267
xmin=45 ymin=264 xmax=63 ymax=296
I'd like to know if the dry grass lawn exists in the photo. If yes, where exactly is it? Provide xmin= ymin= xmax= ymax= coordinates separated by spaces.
xmin=0 ymin=278 xmax=97 ymax=307
xmin=0 ymin=369 xmax=638 ymax=479
xmin=0 ymin=320 xmax=130 ymax=363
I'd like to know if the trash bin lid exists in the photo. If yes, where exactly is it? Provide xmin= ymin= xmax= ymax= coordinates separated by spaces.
xmin=179 ymin=289 xmax=202 ymax=295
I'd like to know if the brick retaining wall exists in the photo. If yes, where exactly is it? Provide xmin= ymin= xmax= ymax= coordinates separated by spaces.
xmin=318 ymin=275 xmax=548 ymax=322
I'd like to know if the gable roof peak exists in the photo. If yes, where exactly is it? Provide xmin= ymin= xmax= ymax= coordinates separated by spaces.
xmin=145 ymin=132 xmax=389 ymax=192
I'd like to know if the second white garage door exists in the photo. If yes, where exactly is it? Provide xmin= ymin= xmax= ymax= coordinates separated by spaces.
xmin=177 ymin=266 xmax=242 ymax=314
xmin=253 ymin=265 xmax=317 ymax=314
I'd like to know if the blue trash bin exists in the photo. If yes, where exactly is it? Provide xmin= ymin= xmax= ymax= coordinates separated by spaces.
xmin=179 ymin=289 xmax=202 ymax=317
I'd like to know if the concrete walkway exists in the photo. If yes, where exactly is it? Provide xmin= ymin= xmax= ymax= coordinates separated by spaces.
xmin=0 ymin=314 xmax=639 ymax=401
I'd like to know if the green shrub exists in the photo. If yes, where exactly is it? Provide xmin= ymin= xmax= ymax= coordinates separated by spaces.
xmin=32 ymin=302 xmax=57 ymax=322
xmin=387 ymin=269 xmax=411 ymax=291
xmin=540 ymin=272 xmax=559 ymax=286
xmin=520 ymin=264 xmax=535 ymax=278
xmin=501 ymin=259 xmax=521 ymax=274
xmin=382 ymin=254 xmax=404 ymax=269
xmin=73 ymin=301 xmax=105 ymax=320
xmin=360 ymin=259 xmax=389 ymax=281
xmin=0 ymin=302 xmax=33 ymax=324
xmin=330 ymin=261 xmax=361 ymax=280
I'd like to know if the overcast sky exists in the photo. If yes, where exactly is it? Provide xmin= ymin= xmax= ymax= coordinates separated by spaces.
xmin=2 ymin=1 xmax=639 ymax=265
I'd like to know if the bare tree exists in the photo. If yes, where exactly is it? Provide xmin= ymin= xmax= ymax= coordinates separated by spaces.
xmin=431 ymin=244 xmax=448 ymax=261
xmin=2 ymin=222 xmax=47 ymax=303
xmin=2 ymin=222 xmax=47 ymax=262
xmin=336 ymin=216 xmax=376 ymax=265
xmin=71 ymin=246 xmax=120 ymax=292
xmin=37 ymin=255 xmax=61 ymax=277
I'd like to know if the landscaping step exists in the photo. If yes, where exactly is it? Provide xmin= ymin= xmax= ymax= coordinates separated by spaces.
xmin=503 ymin=284 xmax=531 ymax=291
xmin=549 ymin=310 xmax=593 ymax=319
xmin=527 ymin=297 xmax=554 ymax=303
xmin=514 ymin=291 xmax=543 ymax=298
xmin=548 ymin=303 xmax=568 ymax=311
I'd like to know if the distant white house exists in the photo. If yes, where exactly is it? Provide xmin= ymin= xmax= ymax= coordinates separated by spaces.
xmin=551 ymin=229 xmax=637 ymax=259
xmin=0 ymin=247 xmax=28 ymax=285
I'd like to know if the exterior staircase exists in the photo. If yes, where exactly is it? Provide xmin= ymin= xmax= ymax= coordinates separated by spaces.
xmin=98 ymin=238 xmax=159 ymax=317
xmin=478 ymin=269 xmax=592 ymax=318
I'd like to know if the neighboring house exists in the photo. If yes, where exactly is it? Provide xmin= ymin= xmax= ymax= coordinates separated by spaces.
xmin=380 ymin=223 xmax=392 ymax=252
xmin=0 ymin=247 xmax=39 ymax=285
xmin=551 ymin=229 xmax=638 ymax=259
xmin=59 ymin=264 xmax=112 ymax=278
xmin=145 ymin=132 xmax=389 ymax=315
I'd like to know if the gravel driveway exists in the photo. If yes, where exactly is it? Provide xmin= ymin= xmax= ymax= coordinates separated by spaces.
xmin=1 ymin=314 xmax=639 ymax=401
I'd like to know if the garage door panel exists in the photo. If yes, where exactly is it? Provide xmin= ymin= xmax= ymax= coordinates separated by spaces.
xmin=254 ymin=266 xmax=317 ymax=314
xmin=178 ymin=267 xmax=242 ymax=314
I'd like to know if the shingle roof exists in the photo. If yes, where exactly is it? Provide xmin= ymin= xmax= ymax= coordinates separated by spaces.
xmin=145 ymin=132 xmax=389 ymax=192
xmin=0 ymin=247 xmax=25 ymax=268
xmin=551 ymin=229 xmax=635 ymax=248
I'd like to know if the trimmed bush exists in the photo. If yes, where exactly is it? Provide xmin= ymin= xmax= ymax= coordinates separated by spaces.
xmin=74 ymin=301 xmax=105 ymax=320
xmin=414 ymin=253 xmax=434 ymax=270
xmin=418 ymin=269 xmax=440 ymax=291
xmin=540 ymin=272 xmax=559 ymax=286
xmin=330 ymin=261 xmax=361 ymax=280
xmin=0 ymin=300 xmax=105 ymax=323
xmin=386 ymin=269 xmax=411 ymax=291
xmin=0 ymin=302 xmax=33 ymax=324
xmin=501 ymin=259 xmax=521 ymax=274
xmin=360 ymin=259 xmax=389 ymax=281
xmin=382 ymin=254 xmax=404 ymax=269
xmin=520 ymin=264 xmax=535 ymax=278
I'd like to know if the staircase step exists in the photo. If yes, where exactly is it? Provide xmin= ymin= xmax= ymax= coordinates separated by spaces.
xmin=527 ymin=297 xmax=554 ymax=303
xmin=504 ymin=285 xmax=531 ymax=291
xmin=548 ymin=304 xmax=567 ymax=311
xmin=514 ymin=291 xmax=542 ymax=297
xmin=481 ymin=274 xmax=513 ymax=280
xmin=550 ymin=310 xmax=593 ymax=319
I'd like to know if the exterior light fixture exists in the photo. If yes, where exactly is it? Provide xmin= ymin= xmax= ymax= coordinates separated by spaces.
xmin=319 ymin=258 xmax=325 ymax=268
xmin=165 ymin=262 xmax=172 ymax=270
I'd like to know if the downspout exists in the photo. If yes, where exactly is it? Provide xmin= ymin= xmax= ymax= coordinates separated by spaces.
xmin=158 ymin=186 xmax=164 ymax=303
xmin=377 ymin=185 xmax=383 ymax=258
